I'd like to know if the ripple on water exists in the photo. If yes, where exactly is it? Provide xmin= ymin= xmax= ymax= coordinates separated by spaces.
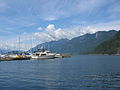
xmin=82 ymin=73 xmax=120 ymax=89
xmin=0 ymin=55 xmax=120 ymax=89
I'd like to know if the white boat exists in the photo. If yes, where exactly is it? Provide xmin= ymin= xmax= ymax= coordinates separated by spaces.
xmin=31 ymin=49 xmax=56 ymax=59
xmin=8 ymin=54 xmax=18 ymax=58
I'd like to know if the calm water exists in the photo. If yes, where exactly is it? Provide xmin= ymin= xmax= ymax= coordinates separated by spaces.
xmin=0 ymin=55 xmax=120 ymax=90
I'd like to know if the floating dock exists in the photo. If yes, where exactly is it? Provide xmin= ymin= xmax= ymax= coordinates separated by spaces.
xmin=0 ymin=55 xmax=31 ymax=61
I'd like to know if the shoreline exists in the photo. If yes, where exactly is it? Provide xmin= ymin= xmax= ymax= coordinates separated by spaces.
xmin=79 ymin=54 xmax=120 ymax=56
xmin=0 ymin=54 xmax=120 ymax=62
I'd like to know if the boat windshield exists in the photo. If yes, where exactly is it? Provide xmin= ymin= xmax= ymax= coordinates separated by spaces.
xmin=41 ymin=54 xmax=46 ymax=56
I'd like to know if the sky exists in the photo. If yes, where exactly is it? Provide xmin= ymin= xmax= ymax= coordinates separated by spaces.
xmin=0 ymin=0 xmax=120 ymax=50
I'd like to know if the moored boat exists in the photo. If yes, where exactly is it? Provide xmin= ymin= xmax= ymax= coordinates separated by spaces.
xmin=31 ymin=49 xmax=56 ymax=59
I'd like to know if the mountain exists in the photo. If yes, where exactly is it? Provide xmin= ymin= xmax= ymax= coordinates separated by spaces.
xmin=31 ymin=30 xmax=117 ymax=54
xmin=93 ymin=30 xmax=120 ymax=54
xmin=0 ymin=49 xmax=9 ymax=54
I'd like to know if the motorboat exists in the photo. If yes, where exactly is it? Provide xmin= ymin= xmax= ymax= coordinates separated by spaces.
xmin=31 ymin=49 xmax=56 ymax=59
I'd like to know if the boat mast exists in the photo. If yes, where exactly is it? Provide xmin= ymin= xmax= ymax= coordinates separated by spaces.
xmin=48 ymin=42 xmax=50 ymax=51
xmin=6 ymin=42 xmax=8 ymax=54
xmin=18 ymin=35 xmax=20 ymax=54
xmin=0 ymin=40 xmax=1 ymax=54
xmin=31 ymin=34 xmax=33 ymax=53
xmin=24 ymin=35 xmax=27 ymax=52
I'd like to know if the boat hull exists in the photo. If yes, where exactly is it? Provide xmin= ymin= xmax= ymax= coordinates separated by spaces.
xmin=31 ymin=55 xmax=55 ymax=59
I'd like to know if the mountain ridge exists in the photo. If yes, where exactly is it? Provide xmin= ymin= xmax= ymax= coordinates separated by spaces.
xmin=93 ymin=30 xmax=120 ymax=54
xmin=31 ymin=30 xmax=118 ymax=54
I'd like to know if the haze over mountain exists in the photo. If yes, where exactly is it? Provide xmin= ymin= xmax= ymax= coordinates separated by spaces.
xmin=31 ymin=30 xmax=117 ymax=54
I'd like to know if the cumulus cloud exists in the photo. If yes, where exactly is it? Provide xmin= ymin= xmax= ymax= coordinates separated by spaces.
xmin=34 ymin=21 xmax=120 ymax=44
xmin=0 ymin=0 xmax=120 ymax=51
xmin=37 ymin=26 xmax=43 ymax=31
xmin=34 ymin=24 xmax=98 ymax=43
xmin=46 ymin=24 xmax=55 ymax=30
xmin=1 ymin=21 xmax=120 ymax=51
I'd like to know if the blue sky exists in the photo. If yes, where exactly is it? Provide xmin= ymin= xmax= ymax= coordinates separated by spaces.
xmin=0 ymin=0 xmax=120 ymax=50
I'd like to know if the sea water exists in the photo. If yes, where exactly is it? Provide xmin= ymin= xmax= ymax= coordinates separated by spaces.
xmin=0 ymin=55 xmax=120 ymax=90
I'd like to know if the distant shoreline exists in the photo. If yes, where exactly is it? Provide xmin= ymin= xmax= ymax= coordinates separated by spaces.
xmin=79 ymin=54 xmax=120 ymax=56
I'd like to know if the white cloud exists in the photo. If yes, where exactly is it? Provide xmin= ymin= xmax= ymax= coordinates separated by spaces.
xmin=46 ymin=24 xmax=55 ymax=30
xmin=90 ymin=20 xmax=120 ymax=31
xmin=39 ymin=0 xmax=113 ymax=21
xmin=1 ymin=21 xmax=120 ymax=51
xmin=37 ymin=26 xmax=43 ymax=31
xmin=9 ymin=0 xmax=107 ymax=21
xmin=43 ymin=16 xmax=58 ymax=21
xmin=34 ymin=21 xmax=120 ymax=44
xmin=34 ymin=24 xmax=97 ymax=43
xmin=0 ymin=0 xmax=120 ymax=51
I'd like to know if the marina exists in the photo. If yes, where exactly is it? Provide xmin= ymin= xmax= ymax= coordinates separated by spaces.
xmin=0 ymin=34 xmax=71 ymax=61
xmin=0 ymin=50 xmax=71 ymax=61
xmin=0 ymin=54 xmax=70 ymax=61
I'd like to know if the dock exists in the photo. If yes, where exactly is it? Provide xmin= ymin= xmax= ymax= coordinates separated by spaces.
xmin=55 ymin=54 xmax=71 ymax=58
xmin=0 ymin=53 xmax=71 ymax=61
xmin=0 ymin=55 xmax=31 ymax=61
